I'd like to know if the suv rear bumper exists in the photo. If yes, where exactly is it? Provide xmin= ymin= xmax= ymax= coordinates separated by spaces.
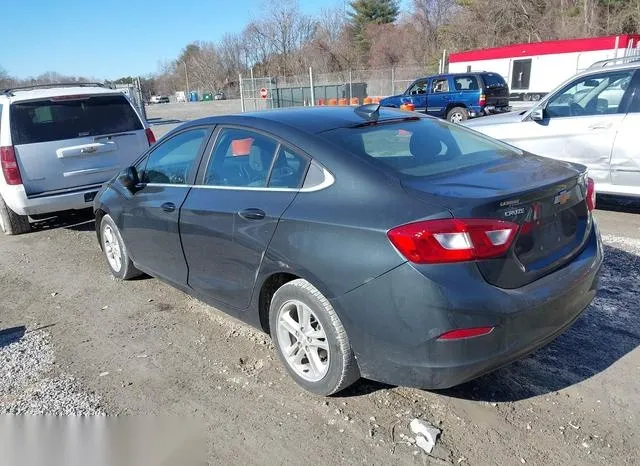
xmin=1 ymin=184 xmax=102 ymax=216
xmin=483 ymin=105 xmax=512 ymax=115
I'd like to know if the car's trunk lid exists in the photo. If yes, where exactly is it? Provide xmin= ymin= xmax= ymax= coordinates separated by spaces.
xmin=402 ymin=154 xmax=592 ymax=288
xmin=10 ymin=94 xmax=148 ymax=196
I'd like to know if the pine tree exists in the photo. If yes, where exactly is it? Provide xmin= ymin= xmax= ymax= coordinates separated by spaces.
xmin=349 ymin=0 xmax=400 ymax=59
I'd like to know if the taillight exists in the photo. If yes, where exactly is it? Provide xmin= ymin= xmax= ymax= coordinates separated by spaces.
xmin=0 ymin=146 xmax=22 ymax=185
xmin=387 ymin=218 xmax=519 ymax=264
xmin=479 ymin=94 xmax=486 ymax=106
xmin=145 ymin=128 xmax=156 ymax=146
xmin=586 ymin=177 xmax=596 ymax=212
xmin=437 ymin=326 xmax=495 ymax=340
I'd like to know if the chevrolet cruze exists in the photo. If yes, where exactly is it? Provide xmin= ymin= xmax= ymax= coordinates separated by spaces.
xmin=94 ymin=106 xmax=603 ymax=395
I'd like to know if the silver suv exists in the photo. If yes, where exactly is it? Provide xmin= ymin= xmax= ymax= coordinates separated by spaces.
xmin=0 ymin=83 xmax=155 ymax=234
xmin=464 ymin=58 xmax=640 ymax=199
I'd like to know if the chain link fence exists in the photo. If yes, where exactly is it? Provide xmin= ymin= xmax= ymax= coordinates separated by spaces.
xmin=240 ymin=66 xmax=437 ymax=110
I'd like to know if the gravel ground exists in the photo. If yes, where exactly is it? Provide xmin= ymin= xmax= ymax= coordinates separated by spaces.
xmin=0 ymin=329 xmax=102 ymax=415
xmin=0 ymin=205 xmax=637 ymax=464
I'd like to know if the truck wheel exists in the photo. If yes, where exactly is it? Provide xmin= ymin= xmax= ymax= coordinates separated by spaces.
xmin=447 ymin=107 xmax=469 ymax=123
xmin=0 ymin=195 xmax=31 ymax=235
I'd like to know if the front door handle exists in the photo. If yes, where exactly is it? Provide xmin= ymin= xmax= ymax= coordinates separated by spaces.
xmin=239 ymin=208 xmax=266 ymax=220
xmin=588 ymin=122 xmax=612 ymax=130
xmin=161 ymin=202 xmax=176 ymax=212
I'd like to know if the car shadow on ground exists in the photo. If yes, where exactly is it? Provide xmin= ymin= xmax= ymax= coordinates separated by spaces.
xmin=343 ymin=244 xmax=640 ymax=402
xmin=0 ymin=326 xmax=26 ymax=349
xmin=30 ymin=209 xmax=95 ymax=233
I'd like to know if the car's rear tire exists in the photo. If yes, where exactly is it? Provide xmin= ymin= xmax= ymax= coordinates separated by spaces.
xmin=269 ymin=279 xmax=360 ymax=396
xmin=0 ymin=195 xmax=31 ymax=235
xmin=100 ymin=214 xmax=141 ymax=280
xmin=447 ymin=107 xmax=469 ymax=123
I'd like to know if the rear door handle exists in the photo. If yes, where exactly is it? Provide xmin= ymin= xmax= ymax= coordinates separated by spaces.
xmin=239 ymin=208 xmax=266 ymax=220
xmin=161 ymin=202 xmax=176 ymax=212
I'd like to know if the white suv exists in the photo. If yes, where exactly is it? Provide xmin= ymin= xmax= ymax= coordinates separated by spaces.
xmin=464 ymin=60 xmax=640 ymax=198
xmin=0 ymin=83 xmax=155 ymax=234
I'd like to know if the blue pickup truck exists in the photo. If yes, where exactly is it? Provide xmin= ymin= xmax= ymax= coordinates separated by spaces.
xmin=380 ymin=72 xmax=511 ymax=122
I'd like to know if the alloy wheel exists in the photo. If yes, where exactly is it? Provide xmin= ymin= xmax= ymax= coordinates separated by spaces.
xmin=276 ymin=299 xmax=330 ymax=382
xmin=102 ymin=224 xmax=122 ymax=272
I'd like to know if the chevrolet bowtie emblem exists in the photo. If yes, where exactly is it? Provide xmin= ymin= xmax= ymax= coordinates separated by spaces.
xmin=554 ymin=190 xmax=571 ymax=205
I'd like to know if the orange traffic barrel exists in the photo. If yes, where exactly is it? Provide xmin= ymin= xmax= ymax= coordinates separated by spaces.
xmin=363 ymin=96 xmax=373 ymax=105
xmin=350 ymin=97 xmax=360 ymax=105
xmin=338 ymin=98 xmax=348 ymax=106
xmin=401 ymin=102 xmax=415 ymax=111
xmin=371 ymin=96 xmax=381 ymax=104
xmin=318 ymin=99 xmax=325 ymax=106
xmin=328 ymin=98 xmax=338 ymax=106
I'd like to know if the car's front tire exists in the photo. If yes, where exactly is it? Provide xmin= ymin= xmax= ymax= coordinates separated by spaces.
xmin=270 ymin=279 xmax=360 ymax=396
xmin=447 ymin=106 xmax=469 ymax=123
xmin=100 ymin=214 xmax=141 ymax=280
xmin=0 ymin=195 xmax=31 ymax=235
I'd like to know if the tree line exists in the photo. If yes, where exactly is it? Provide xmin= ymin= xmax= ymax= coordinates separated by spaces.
xmin=3 ymin=0 xmax=640 ymax=97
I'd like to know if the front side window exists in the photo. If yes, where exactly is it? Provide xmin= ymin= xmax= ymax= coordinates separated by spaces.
xmin=204 ymin=128 xmax=279 ymax=187
xmin=407 ymin=80 xmax=427 ymax=95
xmin=140 ymin=128 xmax=208 ymax=184
xmin=431 ymin=78 xmax=449 ymax=93
xmin=546 ymin=70 xmax=634 ymax=118
xmin=323 ymin=118 xmax=520 ymax=178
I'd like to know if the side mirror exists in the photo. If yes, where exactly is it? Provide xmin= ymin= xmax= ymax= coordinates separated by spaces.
xmin=530 ymin=107 xmax=545 ymax=121
xmin=119 ymin=166 xmax=140 ymax=193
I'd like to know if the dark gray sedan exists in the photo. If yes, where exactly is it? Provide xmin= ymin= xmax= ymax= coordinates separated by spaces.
xmin=94 ymin=105 xmax=603 ymax=395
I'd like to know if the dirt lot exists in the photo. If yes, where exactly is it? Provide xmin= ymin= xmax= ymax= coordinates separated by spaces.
xmin=0 ymin=202 xmax=638 ymax=465
xmin=146 ymin=101 xmax=243 ymax=138
xmin=1 ymin=104 xmax=639 ymax=464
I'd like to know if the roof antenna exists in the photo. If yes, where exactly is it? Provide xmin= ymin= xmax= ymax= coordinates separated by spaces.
xmin=355 ymin=103 xmax=380 ymax=121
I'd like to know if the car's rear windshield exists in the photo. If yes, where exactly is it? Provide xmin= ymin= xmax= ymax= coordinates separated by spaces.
xmin=10 ymin=94 xmax=142 ymax=145
xmin=481 ymin=73 xmax=507 ymax=88
xmin=324 ymin=118 xmax=521 ymax=178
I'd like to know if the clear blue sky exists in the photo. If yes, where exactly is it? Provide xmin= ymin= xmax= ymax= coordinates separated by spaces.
xmin=3 ymin=0 xmax=410 ymax=80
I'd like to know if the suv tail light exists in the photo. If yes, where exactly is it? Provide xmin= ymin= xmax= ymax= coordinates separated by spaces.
xmin=586 ymin=177 xmax=596 ymax=212
xmin=145 ymin=128 xmax=156 ymax=146
xmin=1 ymin=146 xmax=22 ymax=185
xmin=479 ymin=94 xmax=486 ymax=106
xmin=387 ymin=218 xmax=519 ymax=264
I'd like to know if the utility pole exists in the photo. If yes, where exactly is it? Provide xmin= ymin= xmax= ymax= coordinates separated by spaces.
xmin=184 ymin=61 xmax=190 ymax=96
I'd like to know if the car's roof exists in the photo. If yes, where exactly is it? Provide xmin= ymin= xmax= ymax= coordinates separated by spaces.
xmin=183 ymin=106 xmax=421 ymax=134
xmin=577 ymin=60 xmax=640 ymax=76
xmin=1 ymin=86 xmax=124 ymax=103
xmin=416 ymin=71 xmax=498 ymax=80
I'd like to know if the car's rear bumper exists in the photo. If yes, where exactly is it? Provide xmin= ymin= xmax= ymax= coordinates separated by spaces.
xmin=2 ymin=184 xmax=102 ymax=216
xmin=331 ymin=222 xmax=603 ymax=389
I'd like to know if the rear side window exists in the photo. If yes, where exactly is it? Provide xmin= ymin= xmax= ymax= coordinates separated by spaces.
xmin=204 ymin=128 xmax=279 ymax=187
xmin=269 ymin=146 xmax=309 ymax=189
xmin=10 ymin=94 xmax=142 ymax=145
xmin=453 ymin=76 xmax=479 ymax=91
xmin=324 ymin=118 xmax=521 ymax=178
xmin=481 ymin=73 xmax=507 ymax=89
